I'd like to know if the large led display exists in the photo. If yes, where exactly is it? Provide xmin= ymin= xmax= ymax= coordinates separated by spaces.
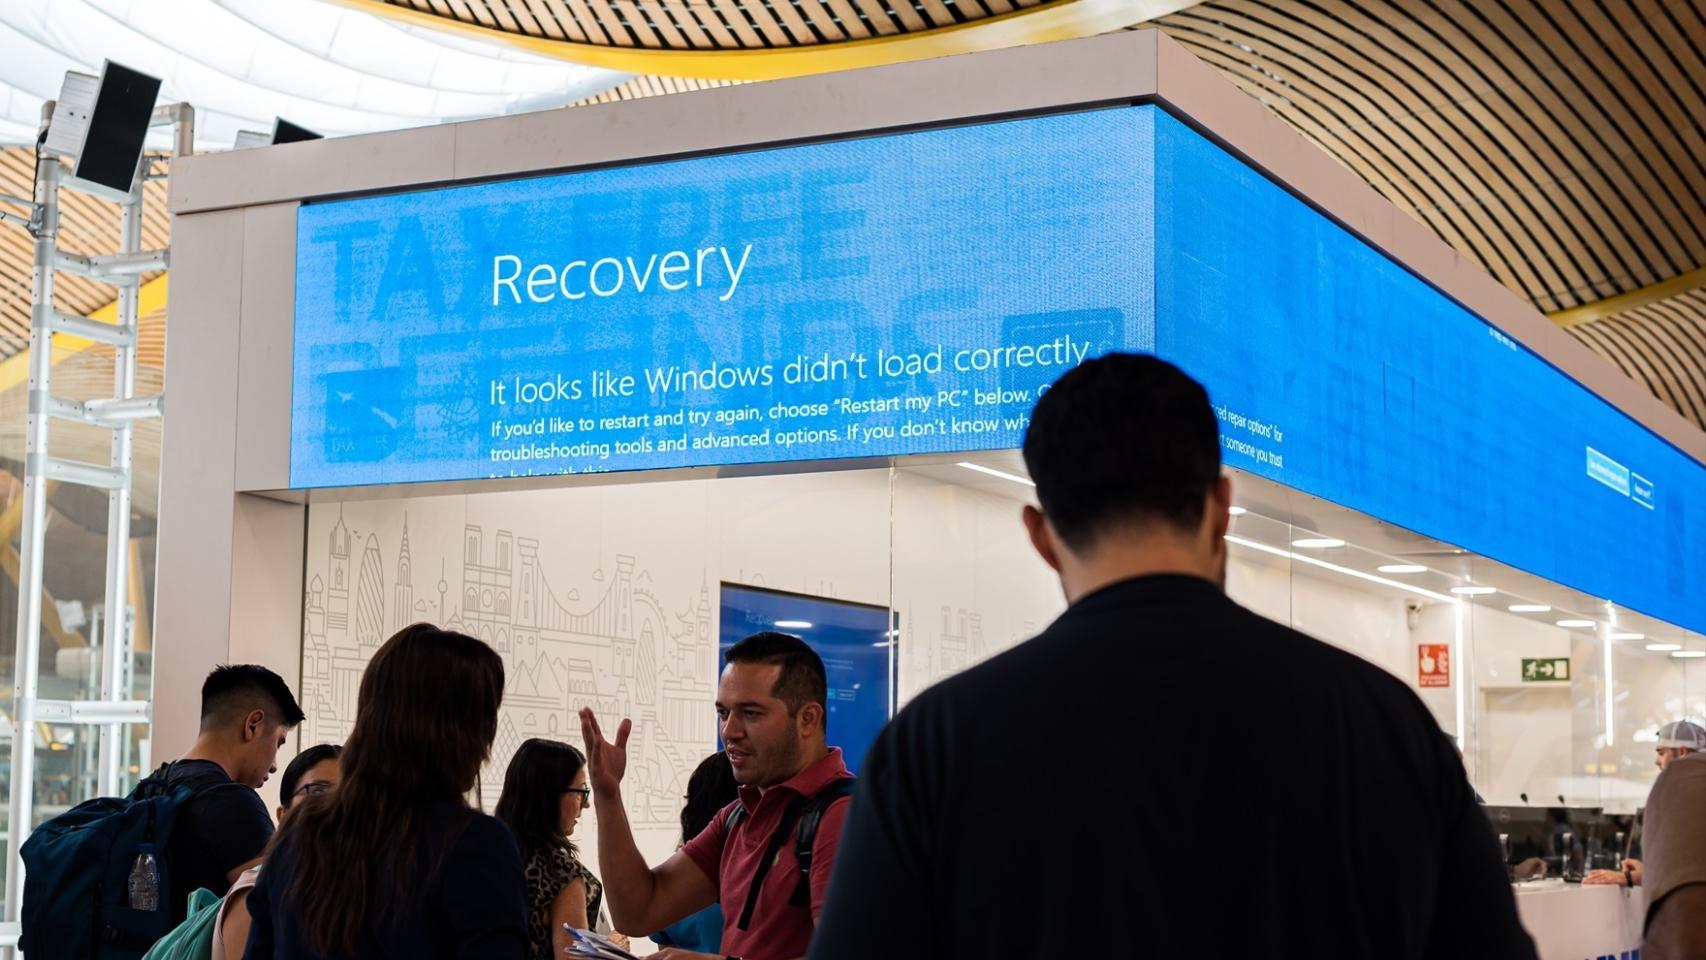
xmin=1152 ymin=113 xmax=1703 ymax=633
xmin=292 ymin=108 xmax=1156 ymax=487
xmin=292 ymin=104 xmax=1705 ymax=632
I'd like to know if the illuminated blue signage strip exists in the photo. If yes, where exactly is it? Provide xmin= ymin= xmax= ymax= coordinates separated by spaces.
xmin=1152 ymin=110 xmax=1702 ymax=630
xmin=291 ymin=107 xmax=1156 ymax=487
xmin=292 ymin=104 xmax=1705 ymax=632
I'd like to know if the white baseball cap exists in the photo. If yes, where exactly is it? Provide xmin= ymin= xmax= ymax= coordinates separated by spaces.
xmin=1656 ymin=720 xmax=1706 ymax=751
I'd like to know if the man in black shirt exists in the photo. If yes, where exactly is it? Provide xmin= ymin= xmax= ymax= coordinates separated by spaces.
xmin=163 ymin=664 xmax=303 ymax=923
xmin=811 ymin=354 xmax=1536 ymax=959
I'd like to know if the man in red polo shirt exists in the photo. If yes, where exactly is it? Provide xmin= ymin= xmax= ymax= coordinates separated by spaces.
xmin=580 ymin=631 xmax=853 ymax=960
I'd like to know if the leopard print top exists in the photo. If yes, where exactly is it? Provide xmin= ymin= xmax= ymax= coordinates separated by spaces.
xmin=522 ymin=844 xmax=603 ymax=960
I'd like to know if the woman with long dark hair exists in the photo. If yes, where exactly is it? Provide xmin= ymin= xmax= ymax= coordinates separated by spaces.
xmin=496 ymin=739 xmax=603 ymax=960
xmin=244 ymin=624 xmax=524 ymax=959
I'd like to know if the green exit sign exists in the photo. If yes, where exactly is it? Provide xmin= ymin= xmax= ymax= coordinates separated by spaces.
xmin=1522 ymin=657 xmax=1570 ymax=682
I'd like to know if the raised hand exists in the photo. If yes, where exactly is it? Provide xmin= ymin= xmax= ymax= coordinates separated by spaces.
xmin=579 ymin=707 xmax=632 ymax=798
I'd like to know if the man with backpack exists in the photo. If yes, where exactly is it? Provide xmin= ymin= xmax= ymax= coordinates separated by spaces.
xmin=581 ymin=632 xmax=853 ymax=960
xmin=21 ymin=664 xmax=304 ymax=960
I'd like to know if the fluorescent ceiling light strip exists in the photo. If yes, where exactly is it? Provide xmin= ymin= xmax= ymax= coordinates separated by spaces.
xmin=1454 ymin=596 xmax=1466 ymax=751
xmin=1451 ymin=586 xmax=1497 ymax=596
xmin=1647 ymin=643 xmax=1683 ymax=652
xmin=1291 ymin=538 xmax=1346 ymax=549
xmin=1557 ymin=619 xmax=1597 ymax=629
xmin=956 ymin=462 xmax=1034 ymax=487
xmin=1672 ymin=651 xmax=1706 ymax=659
xmin=1508 ymin=604 xmax=1551 ymax=613
xmin=1608 ymin=632 xmax=1644 ymax=641
xmin=1378 ymin=564 xmax=1428 ymax=574
xmin=1605 ymin=611 xmax=1616 ymax=746
xmin=1226 ymin=535 xmax=1458 ymax=603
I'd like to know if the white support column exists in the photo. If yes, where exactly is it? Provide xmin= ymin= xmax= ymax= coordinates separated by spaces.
xmin=3 ymin=105 xmax=61 ymax=936
xmin=97 ymin=166 xmax=143 ymax=798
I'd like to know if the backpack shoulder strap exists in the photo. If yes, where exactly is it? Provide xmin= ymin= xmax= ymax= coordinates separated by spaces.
xmin=133 ymin=761 xmax=233 ymax=804
xmin=721 ymin=798 xmax=747 ymax=836
xmin=733 ymin=793 xmax=810 ymax=932
xmin=788 ymin=778 xmax=855 ymax=911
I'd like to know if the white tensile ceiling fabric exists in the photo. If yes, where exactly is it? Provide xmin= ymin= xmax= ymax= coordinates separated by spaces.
xmin=0 ymin=0 xmax=627 ymax=149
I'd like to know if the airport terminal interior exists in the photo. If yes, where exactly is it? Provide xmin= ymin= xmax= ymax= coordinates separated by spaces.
xmin=0 ymin=2 xmax=1703 ymax=958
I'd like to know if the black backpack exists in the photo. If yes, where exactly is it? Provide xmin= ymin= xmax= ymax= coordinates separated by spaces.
xmin=20 ymin=762 xmax=227 ymax=960
xmin=723 ymin=777 xmax=855 ymax=931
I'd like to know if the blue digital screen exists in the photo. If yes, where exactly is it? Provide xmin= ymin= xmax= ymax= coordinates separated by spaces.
xmin=292 ymin=104 xmax=1706 ymax=633
xmin=1150 ymin=111 xmax=1704 ymax=633
xmin=717 ymin=585 xmax=892 ymax=774
xmin=291 ymin=108 xmax=1155 ymax=486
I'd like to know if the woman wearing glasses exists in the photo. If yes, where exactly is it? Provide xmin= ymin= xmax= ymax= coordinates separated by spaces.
xmin=213 ymin=743 xmax=343 ymax=960
xmin=497 ymin=738 xmax=609 ymax=960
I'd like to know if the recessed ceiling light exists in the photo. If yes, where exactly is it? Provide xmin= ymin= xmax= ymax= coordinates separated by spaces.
xmin=1378 ymin=564 xmax=1427 ymax=574
xmin=1508 ymin=604 xmax=1551 ymax=613
xmin=774 ymin=620 xmax=813 ymax=629
xmin=1556 ymin=619 xmax=1596 ymax=629
xmin=1451 ymin=586 xmax=1497 ymax=596
xmin=956 ymin=462 xmax=1034 ymax=487
xmin=1291 ymin=538 xmax=1345 ymax=549
xmin=1608 ymin=632 xmax=1645 ymax=641
xmin=1670 ymin=651 xmax=1706 ymax=659
xmin=1228 ymin=506 xmax=1248 ymax=516
xmin=1646 ymin=643 xmax=1682 ymax=652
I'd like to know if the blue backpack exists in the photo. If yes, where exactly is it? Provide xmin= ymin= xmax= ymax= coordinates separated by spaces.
xmin=20 ymin=762 xmax=227 ymax=960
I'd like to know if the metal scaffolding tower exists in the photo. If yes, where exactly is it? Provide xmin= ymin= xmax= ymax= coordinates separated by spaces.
xmin=0 ymin=96 xmax=189 ymax=953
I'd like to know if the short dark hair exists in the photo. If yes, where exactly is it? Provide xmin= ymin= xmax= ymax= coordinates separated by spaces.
xmin=280 ymin=743 xmax=342 ymax=806
xmin=200 ymin=664 xmax=305 ymax=731
xmin=724 ymin=631 xmax=828 ymax=732
xmin=680 ymin=750 xmax=740 ymax=844
xmin=1022 ymin=353 xmax=1221 ymax=550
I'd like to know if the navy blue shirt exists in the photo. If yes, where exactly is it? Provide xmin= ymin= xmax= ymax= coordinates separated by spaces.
xmin=158 ymin=760 xmax=273 ymax=925
xmin=812 ymin=575 xmax=1538 ymax=959
xmin=245 ymin=801 xmax=527 ymax=960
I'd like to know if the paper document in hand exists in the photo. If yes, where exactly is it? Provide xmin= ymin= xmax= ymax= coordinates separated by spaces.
xmin=564 ymin=926 xmax=639 ymax=960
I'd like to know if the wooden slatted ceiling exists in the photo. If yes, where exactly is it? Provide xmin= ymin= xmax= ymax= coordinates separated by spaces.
xmin=1572 ymin=289 xmax=1706 ymax=431
xmin=0 ymin=148 xmax=169 ymax=361
xmin=1155 ymin=0 xmax=1706 ymax=316
xmin=376 ymin=0 xmax=1049 ymax=48
xmin=572 ymin=74 xmax=744 ymax=103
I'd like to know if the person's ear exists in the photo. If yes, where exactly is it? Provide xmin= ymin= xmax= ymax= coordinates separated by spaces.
xmin=243 ymin=709 xmax=266 ymax=743
xmin=799 ymin=702 xmax=825 ymax=738
xmin=1022 ymin=505 xmax=1063 ymax=574
xmin=1206 ymin=475 xmax=1233 ymax=542
xmin=276 ymin=804 xmax=287 ymax=823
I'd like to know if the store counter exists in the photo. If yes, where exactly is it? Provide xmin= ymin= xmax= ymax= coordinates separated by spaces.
xmin=1513 ymin=880 xmax=1643 ymax=959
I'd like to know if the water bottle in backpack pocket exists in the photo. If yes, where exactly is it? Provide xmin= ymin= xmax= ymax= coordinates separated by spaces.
xmin=19 ymin=763 xmax=225 ymax=960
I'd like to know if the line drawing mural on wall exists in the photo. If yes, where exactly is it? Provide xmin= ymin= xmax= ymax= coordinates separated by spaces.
xmin=298 ymin=472 xmax=1067 ymax=874
xmin=303 ymin=506 xmax=719 ymax=829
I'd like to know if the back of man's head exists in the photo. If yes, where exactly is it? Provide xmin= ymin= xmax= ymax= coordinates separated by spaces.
xmin=1022 ymin=353 xmax=1222 ymax=552
xmin=1657 ymin=719 xmax=1706 ymax=753
xmin=201 ymin=664 xmax=305 ymax=734
xmin=724 ymin=631 xmax=829 ymax=733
